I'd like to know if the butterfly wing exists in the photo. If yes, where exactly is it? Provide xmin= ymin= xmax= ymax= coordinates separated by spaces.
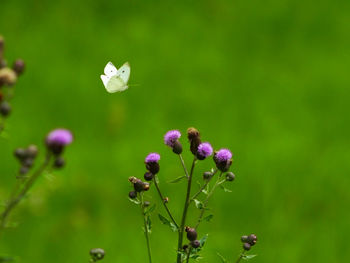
xmin=117 ymin=62 xmax=130 ymax=83
xmin=100 ymin=75 xmax=110 ymax=87
xmin=105 ymin=75 xmax=128 ymax=93
xmin=104 ymin=62 xmax=118 ymax=77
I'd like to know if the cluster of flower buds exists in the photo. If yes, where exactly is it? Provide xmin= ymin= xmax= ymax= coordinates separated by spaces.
xmin=0 ymin=35 xmax=25 ymax=120
xmin=128 ymin=176 xmax=150 ymax=199
xmin=185 ymin=227 xmax=200 ymax=249
xmin=14 ymin=145 xmax=38 ymax=175
xmin=241 ymin=234 xmax=258 ymax=251
xmin=45 ymin=129 xmax=73 ymax=169
xmin=89 ymin=248 xmax=105 ymax=262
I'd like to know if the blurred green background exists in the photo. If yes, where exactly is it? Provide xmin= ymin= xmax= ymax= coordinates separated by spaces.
xmin=1 ymin=0 xmax=350 ymax=262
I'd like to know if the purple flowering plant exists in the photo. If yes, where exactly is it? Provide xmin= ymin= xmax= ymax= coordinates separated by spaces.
xmin=128 ymin=127 xmax=258 ymax=263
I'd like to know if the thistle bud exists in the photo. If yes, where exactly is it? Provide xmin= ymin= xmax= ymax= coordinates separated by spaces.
xmin=19 ymin=166 xmax=29 ymax=175
xmin=172 ymin=140 xmax=183 ymax=154
xmin=225 ymin=172 xmax=235 ymax=182
xmin=53 ymin=156 xmax=65 ymax=169
xmin=243 ymin=243 xmax=251 ymax=251
xmin=187 ymin=127 xmax=201 ymax=155
xmin=0 ymin=101 xmax=11 ymax=117
xmin=185 ymin=227 xmax=197 ymax=241
xmin=14 ymin=148 xmax=28 ymax=160
xmin=145 ymin=153 xmax=160 ymax=174
xmin=143 ymin=182 xmax=150 ymax=191
xmin=247 ymin=234 xmax=257 ymax=246
xmin=164 ymin=130 xmax=182 ymax=154
xmin=133 ymin=179 xmax=145 ymax=192
xmin=27 ymin=144 xmax=39 ymax=158
xmin=196 ymin=142 xmax=213 ymax=160
xmin=46 ymin=129 xmax=73 ymax=155
xmin=191 ymin=240 xmax=200 ymax=248
xmin=144 ymin=172 xmax=153 ymax=181
xmin=13 ymin=59 xmax=25 ymax=75
xmin=128 ymin=190 xmax=137 ymax=199
xmin=241 ymin=235 xmax=248 ymax=242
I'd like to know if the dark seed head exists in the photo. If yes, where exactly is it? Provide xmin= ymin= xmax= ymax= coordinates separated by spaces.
xmin=243 ymin=243 xmax=251 ymax=251
xmin=172 ymin=140 xmax=183 ymax=154
xmin=129 ymin=190 xmax=137 ymax=199
xmin=186 ymin=227 xmax=197 ymax=241
xmin=144 ymin=172 xmax=153 ymax=181
xmin=203 ymin=171 xmax=212 ymax=180
xmin=54 ymin=157 xmax=65 ymax=169
xmin=0 ymin=101 xmax=11 ymax=117
xmin=191 ymin=240 xmax=200 ymax=248
xmin=225 ymin=172 xmax=235 ymax=182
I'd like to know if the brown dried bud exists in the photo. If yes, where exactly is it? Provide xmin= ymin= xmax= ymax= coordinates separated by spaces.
xmin=13 ymin=59 xmax=25 ymax=75
xmin=0 ymin=68 xmax=17 ymax=86
xmin=163 ymin=197 xmax=169 ymax=203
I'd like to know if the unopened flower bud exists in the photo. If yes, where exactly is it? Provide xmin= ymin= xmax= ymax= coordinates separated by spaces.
xmin=13 ymin=59 xmax=25 ymax=75
xmin=0 ymin=101 xmax=11 ymax=117
xmin=241 ymin=235 xmax=248 ymax=242
xmin=144 ymin=172 xmax=153 ymax=181
xmin=247 ymin=234 xmax=257 ymax=246
xmin=14 ymin=148 xmax=28 ymax=160
xmin=185 ymin=227 xmax=197 ymax=241
xmin=27 ymin=145 xmax=38 ymax=158
xmin=191 ymin=240 xmax=200 ymax=248
xmin=243 ymin=243 xmax=251 ymax=251
xmin=182 ymin=244 xmax=189 ymax=250
xmin=90 ymin=248 xmax=105 ymax=261
xmin=187 ymin=127 xmax=201 ymax=155
xmin=54 ymin=156 xmax=65 ymax=169
xmin=0 ymin=68 xmax=17 ymax=86
xmin=133 ymin=179 xmax=145 ymax=192
xmin=172 ymin=140 xmax=183 ymax=154
xmin=225 ymin=172 xmax=235 ymax=182
xmin=129 ymin=190 xmax=137 ymax=199
xmin=19 ymin=166 xmax=29 ymax=175
xmin=23 ymin=158 xmax=34 ymax=168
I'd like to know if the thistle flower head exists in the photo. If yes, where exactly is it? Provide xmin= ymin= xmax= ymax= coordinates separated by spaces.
xmin=215 ymin=148 xmax=232 ymax=161
xmin=164 ymin=130 xmax=181 ymax=147
xmin=47 ymin=129 xmax=73 ymax=146
xmin=197 ymin=142 xmax=213 ymax=160
xmin=145 ymin=152 xmax=160 ymax=163
xmin=46 ymin=129 xmax=73 ymax=155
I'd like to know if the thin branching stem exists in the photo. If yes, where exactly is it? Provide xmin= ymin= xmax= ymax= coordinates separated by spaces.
xmin=190 ymin=169 xmax=218 ymax=201
xmin=195 ymin=172 xmax=223 ymax=229
xmin=177 ymin=157 xmax=197 ymax=263
xmin=0 ymin=153 xmax=51 ymax=238
xmin=235 ymin=250 xmax=246 ymax=263
xmin=140 ymin=193 xmax=152 ymax=263
xmin=153 ymin=175 xmax=178 ymax=228
xmin=178 ymin=154 xmax=189 ymax=178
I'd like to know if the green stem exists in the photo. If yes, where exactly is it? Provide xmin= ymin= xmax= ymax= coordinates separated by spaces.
xmin=195 ymin=172 xmax=223 ymax=229
xmin=153 ymin=175 xmax=178 ymax=228
xmin=179 ymin=154 xmax=189 ymax=178
xmin=235 ymin=250 xmax=246 ymax=263
xmin=140 ymin=193 xmax=152 ymax=263
xmin=185 ymin=247 xmax=191 ymax=263
xmin=0 ymin=153 xmax=51 ymax=238
xmin=191 ymin=169 xmax=218 ymax=201
xmin=177 ymin=157 xmax=196 ymax=263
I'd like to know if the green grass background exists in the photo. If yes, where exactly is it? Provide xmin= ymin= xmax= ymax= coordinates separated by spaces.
xmin=1 ymin=0 xmax=350 ymax=262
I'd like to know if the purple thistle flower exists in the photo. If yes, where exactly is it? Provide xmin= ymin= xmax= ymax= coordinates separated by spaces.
xmin=145 ymin=152 xmax=160 ymax=174
xmin=164 ymin=130 xmax=181 ymax=147
xmin=145 ymin=152 xmax=160 ymax=164
xmin=215 ymin=148 xmax=232 ymax=162
xmin=47 ymin=129 xmax=73 ymax=146
xmin=46 ymin=129 xmax=73 ymax=155
xmin=197 ymin=142 xmax=213 ymax=160
xmin=214 ymin=148 xmax=233 ymax=172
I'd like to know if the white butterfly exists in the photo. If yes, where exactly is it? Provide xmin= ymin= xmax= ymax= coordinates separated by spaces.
xmin=100 ymin=61 xmax=130 ymax=93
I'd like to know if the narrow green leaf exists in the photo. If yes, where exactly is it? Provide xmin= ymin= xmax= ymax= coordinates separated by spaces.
xmin=219 ymin=185 xmax=232 ymax=193
xmin=168 ymin=175 xmax=187 ymax=183
xmin=242 ymin=254 xmax=257 ymax=260
xmin=193 ymin=199 xmax=204 ymax=209
xmin=128 ymin=198 xmax=141 ymax=205
xmin=145 ymin=204 xmax=156 ymax=214
xmin=199 ymin=234 xmax=208 ymax=247
xmin=158 ymin=214 xmax=178 ymax=232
